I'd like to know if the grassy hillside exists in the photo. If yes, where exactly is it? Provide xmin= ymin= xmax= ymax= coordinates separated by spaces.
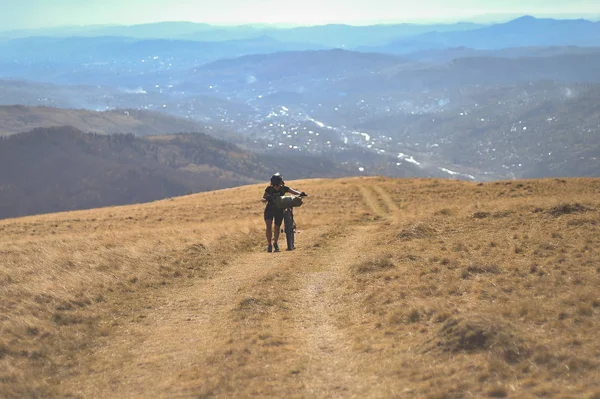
xmin=0 ymin=105 xmax=208 ymax=136
xmin=0 ymin=126 xmax=354 ymax=219
xmin=1 ymin=176 xmax=599 ymax=398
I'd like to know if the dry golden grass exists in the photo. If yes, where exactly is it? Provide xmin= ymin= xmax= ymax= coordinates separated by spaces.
xmin=1 ymin=176 xmax=600 ymax=398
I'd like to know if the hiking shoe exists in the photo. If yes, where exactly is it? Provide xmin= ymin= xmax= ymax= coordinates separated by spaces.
xmin=273 ymin=243 xmax=280 ymax=252
xmin=267 ymin=244 xmax=272 ymax=253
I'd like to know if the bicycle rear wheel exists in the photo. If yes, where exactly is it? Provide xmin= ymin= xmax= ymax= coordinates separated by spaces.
xmin=283 ymin=209 xmax=295 ymax=250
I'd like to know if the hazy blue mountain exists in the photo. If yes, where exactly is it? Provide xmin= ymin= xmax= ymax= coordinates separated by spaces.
xmin=77 ymin=21 xmax=217 ymax=38
xmin=258 ymin=22 xmax=484 ymax=48
xmin=197 ymin=49 xmax=405 ymax=78
xmin=0 ymin=24 xmax=117 ymax=39
xmin=5 ymin=17 xmax=597 ymax=62
xmin=177 ymin=25 xmax=277 ymax=42
xmin=0 ymin=36 xmax=138 ymax=62
xmin=0 ymin=35 xmax=321 ymax=64
xmin=78 ymin=22 xmax=274 ymax=42
xmin=172 ymin=48 xmax=600 ymax=102
xmin=364 ymin=16 xmax=600 ymax=54
xmin=0 ymin=21 xmax=485 ymax=47
xmin=0 ymin=22 xmax=217 ymax=40
xmin=402 ymin=46 xmax=600 ymax=63
xmin=0 ymin=35 xmax=327 ymax=86
xmin=3 ymin=17 xmax=597 ymax=52
xmin=322 ymin=51 xmax=600 ymax=95
xmin=173 ymin=49 xmax=409 ymax=102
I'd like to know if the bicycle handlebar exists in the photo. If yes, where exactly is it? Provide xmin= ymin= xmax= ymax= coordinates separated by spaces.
xmin=264 ymin=192 xmax=308 ymax=199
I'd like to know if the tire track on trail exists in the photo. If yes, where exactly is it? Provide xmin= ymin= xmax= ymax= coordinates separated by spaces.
xmin=372 ymin=185 xmax=400 ymax=214
xmin=287 ymin=223 xmax=381 ymax=397
xmin=59 ymin=226 xmax=331 ymax=398
xmin=357 ymin=185 xmax=387 ymax=218
xmin=58 ymin=198 xmax=391 ymax=397
xmin=358 ymin=184 xmax=400 ymax=218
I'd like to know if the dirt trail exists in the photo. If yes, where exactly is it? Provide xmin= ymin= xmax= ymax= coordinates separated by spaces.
xmin=357 ymin=185 xmax=387 ymax=217
xmin=60 ymin=225 xmax=322 ymax=398
xmin=288 ymin=223 xmax=379 ymax=398
xmin=371 ymin=185 xmax=401 ymax=214
xmin=61 ymin=188 xmax=396 ymax=398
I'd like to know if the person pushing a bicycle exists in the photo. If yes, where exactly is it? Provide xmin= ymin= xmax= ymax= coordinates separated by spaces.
xmin=262 ymin=173 xmax=306 ymax=252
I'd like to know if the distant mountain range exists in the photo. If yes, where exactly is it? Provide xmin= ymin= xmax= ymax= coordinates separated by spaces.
xmin=361 ymin=16 xmax=600 ymax=53
xmin=167 ymin=48 xmax=600 ymax=112
xmin=0 ymin=14 xmax=599 ymax=216
xmin=322 ymin=51 xmax=600 ymax=95
xmin=0 ymin=20 xmax=484 ymax=46
xmin=1 ymin=16 xmax=598 ymax=90
xmin=401 ymin=46 xmax=600 ymax=63
xmin=0 ymin=33 xmax=323 ymax=87
xmin=1 ymin=16 xmax=599 ymax=53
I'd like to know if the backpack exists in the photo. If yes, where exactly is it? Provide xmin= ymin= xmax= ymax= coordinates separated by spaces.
xmin=273 ymin=194 xmax=303 ymax=209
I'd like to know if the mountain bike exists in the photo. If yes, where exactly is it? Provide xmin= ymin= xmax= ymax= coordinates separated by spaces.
xmin=281 ymin=192 xmax=307 ymax=251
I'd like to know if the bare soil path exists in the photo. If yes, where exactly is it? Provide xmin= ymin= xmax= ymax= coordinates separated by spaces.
xmin=60 ymin=188 xmax=398 ymax=398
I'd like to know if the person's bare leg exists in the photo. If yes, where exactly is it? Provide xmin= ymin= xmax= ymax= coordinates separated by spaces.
xmin=274 ymin=224 xmax=281 ymax=243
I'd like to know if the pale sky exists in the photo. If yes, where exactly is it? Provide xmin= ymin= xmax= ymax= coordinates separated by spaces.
xmin=0 ymin=0 xmax=598 ymax=30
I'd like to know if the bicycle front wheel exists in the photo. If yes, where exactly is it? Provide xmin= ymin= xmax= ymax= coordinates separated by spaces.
xmin=283 ymin=210 xmax=295 ymax=250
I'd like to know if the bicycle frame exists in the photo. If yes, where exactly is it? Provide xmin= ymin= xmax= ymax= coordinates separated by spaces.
xmin=273 ymin=192 xmax=306 ymax=251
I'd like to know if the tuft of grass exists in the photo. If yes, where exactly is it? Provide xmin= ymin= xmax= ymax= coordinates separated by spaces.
xmin=435 ymin=208 xmax=453 ymax=216
xmin=432 ymin=315 xmax=529 ymax=363
xmin=51 ymin=312 xmax=86 ymax=326
xmin=408 ymin=308 xmax=422 ymax=323
xmin=492 ymin=210 xmax=512 ymax=218
xmin=0 ymin=340 xmax=9 ymax=359
xmin=236 ymin=297 xmax=276 ymax=310
xmin=547 ymin=202 xmax=594 ymax=216
xmin=387 ymin=308 xmax=426 ymax=325
xmin=351 ymin=256 xmax=395 ymax=274
xmin=466 ymin=264 xmax=501 ymax=275
xmin=487 ymin=387 xmax=508 ymax=398
xmin=398 ymin=222 xmax=438 ymax=241
xmin=567 ymin=218 xmax=598 ymax=226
